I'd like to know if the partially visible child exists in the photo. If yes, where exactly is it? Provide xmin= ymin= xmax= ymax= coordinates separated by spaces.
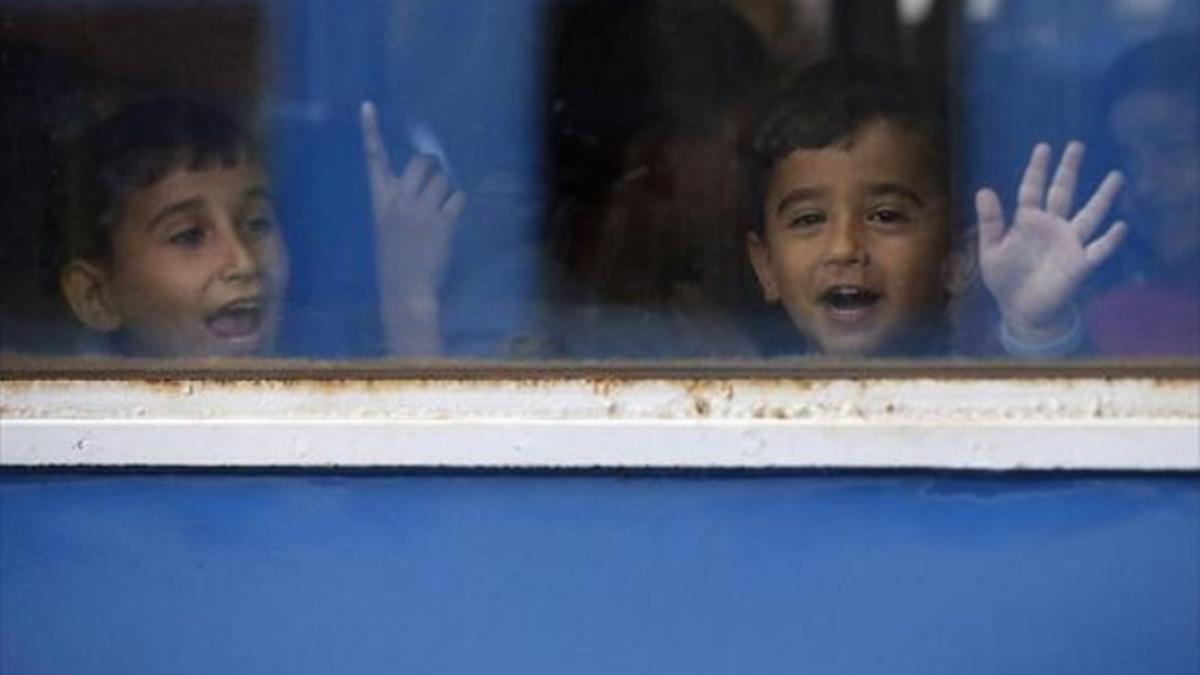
xmin=541 ymin=0 xmax=776 ymax=357
xmin=1083 ymin=33 xmax=1199 ymax=356
xmin=58 ymin=96 xmax=461 ymax=358
xmin=743 ymin=59 xmax=1126 ymax=357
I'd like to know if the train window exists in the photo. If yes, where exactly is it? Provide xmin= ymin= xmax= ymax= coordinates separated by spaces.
xmin=1 ymin=0 xmax=1197 ymax=469
xmin=2 ymin=0 xmax=1197 ymax=364
xmin=2 ymin=9 xmax=1196 ymax=672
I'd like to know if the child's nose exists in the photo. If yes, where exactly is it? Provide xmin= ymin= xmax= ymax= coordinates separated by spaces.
xmin=217 ymin=231 xmax=261 ymax=282
xmin=824 ymin=215 xmax=868 ymax=265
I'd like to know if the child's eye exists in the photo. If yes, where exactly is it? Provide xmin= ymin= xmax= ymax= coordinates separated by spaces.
xmin=868 ymin=208 xmax=910 ymax=227
xmin=167 ymin=226 xmax=206 ymax=247
xmin=241 ymin=204 xmax=278 ymax=237
xmin=243 ymin=215 xmax=276 ymax=237
xmin=787 ymin=211 xmax=825 ymax=229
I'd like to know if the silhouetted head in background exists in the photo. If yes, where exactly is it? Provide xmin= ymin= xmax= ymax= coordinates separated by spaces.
xmin=1101 ymin=32 xmax=1200 ymax=284
xmin=540 ymin=0 xmax=780 ymax=356
xmin=1082 ymin=32 xmax=1200 ymax=357
xmin=545 ymin=0 xmax=777 ymax=306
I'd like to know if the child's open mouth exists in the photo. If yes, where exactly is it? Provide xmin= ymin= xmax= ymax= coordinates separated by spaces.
xmin=206 ymin=299 xmax=265 ymax=341
xmin=819 ymin=285 xmax=882 ymax=320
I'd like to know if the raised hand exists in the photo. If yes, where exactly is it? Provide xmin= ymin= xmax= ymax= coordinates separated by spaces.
xmin=361 ymin=100 xmax=466 ymax=356
xmin=976 ymin=141 xmax=1127 ymax=342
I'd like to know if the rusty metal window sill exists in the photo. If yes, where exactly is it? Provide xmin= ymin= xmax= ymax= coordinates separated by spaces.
xmin=2 ymin=358 xmax=1197 ymax=471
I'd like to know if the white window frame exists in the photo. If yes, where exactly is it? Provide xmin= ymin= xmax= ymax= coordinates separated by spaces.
xmin=2 ymin=362 xmax=1197 ymax=471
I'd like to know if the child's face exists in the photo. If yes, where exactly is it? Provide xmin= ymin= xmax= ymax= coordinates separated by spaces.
xmin=1108 ymin=89 xmax=1200 ymax=276
xmin=101 ymin=162 xmax=288 ymax=356
xmin=747 ymin=120 xmax=953 ymax=356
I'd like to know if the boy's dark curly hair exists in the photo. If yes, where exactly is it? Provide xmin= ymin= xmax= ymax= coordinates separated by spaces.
xmin=742 ymin=58 xmax=956 ymax=235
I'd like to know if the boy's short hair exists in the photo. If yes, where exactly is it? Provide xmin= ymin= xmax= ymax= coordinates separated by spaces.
xmin=742 ymin=58 xmax=955 ymax=235
xmin=62 ymin=96 xmax=258 ymax=263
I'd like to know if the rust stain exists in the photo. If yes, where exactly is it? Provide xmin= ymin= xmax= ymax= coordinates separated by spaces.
xmin=3 ymin=374 xmax=1199 ymax=394
xmin=590 ymin=378 xmax=621 ymax=398
xmin=2 ymin=361 xmax=1199 ymax=426
xmin=680 ymin=378 xmax=758 ymax=400
xmin=2 ymin=352 xmax=1200 ymax=383
xmin=0 ymin=346 xmax=1198 ymax=389
xmin=750 ymin=403 xmax=792 ymax=420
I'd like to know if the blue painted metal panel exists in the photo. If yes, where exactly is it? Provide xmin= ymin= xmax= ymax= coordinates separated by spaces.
xmin=3 ymin=474 xmax=1197 ymax=674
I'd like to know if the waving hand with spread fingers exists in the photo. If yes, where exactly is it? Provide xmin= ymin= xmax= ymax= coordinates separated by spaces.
xmin=976 ymin=141 xmax=1127 ymax=346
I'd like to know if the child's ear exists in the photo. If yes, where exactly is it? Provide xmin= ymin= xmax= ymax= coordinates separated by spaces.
xmin=941 ymin=234 xmax=978 ymax=298
xmin=60 ymin=259 xmax=123 ymax=332
xmin=746 ymin=231 xmax=781 ymax=303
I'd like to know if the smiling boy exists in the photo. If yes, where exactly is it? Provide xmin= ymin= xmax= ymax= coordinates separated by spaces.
xmin=59 ymin=98 xmax=289 ymax=357
xmin=744 ymin=60 xmax=963 ymax=356
xmin=745 ymin=59 xmax=1126 ymax=358
xmin=748 ymin=118 xmax=954 ymax=356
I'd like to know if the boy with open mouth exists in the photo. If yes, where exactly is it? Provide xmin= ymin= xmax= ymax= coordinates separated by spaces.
xmin=58 ymin=97 xmax=462 ymax=358
xmin=58 ymin=98 xmax=289 ymax=357
xmin=744 ymin=59 xmax=1125 ymax=358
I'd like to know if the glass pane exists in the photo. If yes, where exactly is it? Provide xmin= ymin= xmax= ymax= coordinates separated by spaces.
xmin=2 ymin=0 xmax=1197 ymax=363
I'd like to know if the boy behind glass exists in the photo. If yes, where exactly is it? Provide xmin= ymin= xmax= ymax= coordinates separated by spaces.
xmin=58 ymin=98 xmax=289 ymax=357
xmin=744 ymin=59 xmax=1126 ymax=358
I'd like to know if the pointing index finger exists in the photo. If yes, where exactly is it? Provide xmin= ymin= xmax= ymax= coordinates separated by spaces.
xmin=360 ymin=101 xmax=394 ymax=191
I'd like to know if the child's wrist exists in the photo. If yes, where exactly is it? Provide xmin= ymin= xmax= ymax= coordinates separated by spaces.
xmin=1000 ymin=305 xmax=1083 ymax=358
xmin=381 ymin=295 xmax=441 ymax=357
xmin=1002 ymin=307 xmax=1077 ymax=345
